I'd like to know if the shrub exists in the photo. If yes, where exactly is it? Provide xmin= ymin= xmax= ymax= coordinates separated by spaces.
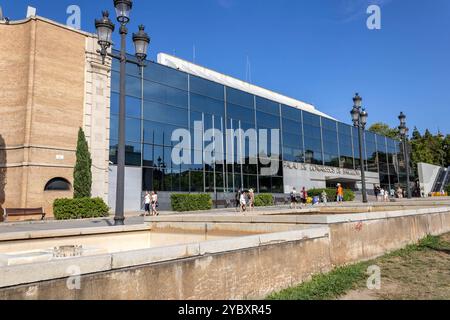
xmin=307 ymin=188 xmax=355 ymax=202
xmin=254 ymin=194 xmax=274 ymax=207
xmin=446 ymin=185 xmax=450 ymax=195
xmin=171 ymin=194 xmax=212 ymax=212
xmin=53 ymin=197 xmax=109 ymax=220
xmin=343 ymin=189 xmax=356 ymax=202
xmin=73 ymin=128 xmax=92 ymax=198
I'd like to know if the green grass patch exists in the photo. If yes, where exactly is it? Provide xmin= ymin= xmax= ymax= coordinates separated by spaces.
xmin=267 ymin=262 xmax=371 ymax=300
xmin=267 ymin=234 xmax=450 ymax=300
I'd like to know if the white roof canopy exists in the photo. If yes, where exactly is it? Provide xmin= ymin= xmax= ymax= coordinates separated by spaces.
xmin=157 ymin=53 xmax=335 ymax=120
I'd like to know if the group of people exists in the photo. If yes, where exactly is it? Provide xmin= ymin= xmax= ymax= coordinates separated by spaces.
xmin=375 ymin=185 xmax=405 ymax=201
xmin=374 ymin=186 xmax=390 ymax=202
xmin=236 ymin=189 xmax=255 ymax=213
xmin=289 ymin=187 xmax=309 ymax=209
xmin=290 ymin=184 xmax=345 ymax=208
xmin=143 ymin=191 xmax=159 ymax=216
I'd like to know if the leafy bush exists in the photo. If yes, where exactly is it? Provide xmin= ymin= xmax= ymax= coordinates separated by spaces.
xmin=171 ymin=194 xmax=212 ymax=212
xmin=254 ymin=194 xmax=274 ymax=207
xmin=307 ymin=188 xmax=355 ymax=202
xmin=446 ymin=185 xmax=450 ymax=195
xmin=343 ymin=189 xmax=356 ymax=202
xmin=53 ymin=198 xmax=109 ymax=220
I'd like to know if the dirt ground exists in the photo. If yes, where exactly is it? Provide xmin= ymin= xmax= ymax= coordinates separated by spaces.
xmin=340 ymin=233 xmax=450 ymax=300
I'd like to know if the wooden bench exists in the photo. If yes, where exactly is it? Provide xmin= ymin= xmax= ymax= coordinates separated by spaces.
xmin=3 ymin=208 xmax=46 ymax=222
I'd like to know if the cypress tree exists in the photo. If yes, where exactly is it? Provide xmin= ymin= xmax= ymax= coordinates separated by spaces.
xmin=73 ymin=128 xmax=92 ymax=198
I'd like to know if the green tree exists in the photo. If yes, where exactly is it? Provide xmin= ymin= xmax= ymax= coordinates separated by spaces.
xmin=443 ymin=135 xmax=450 ymax=167
xmin=368 ymin=122 xmax=399 ymax=139
xmin=73 ymin=128 xmax=92 ymax=198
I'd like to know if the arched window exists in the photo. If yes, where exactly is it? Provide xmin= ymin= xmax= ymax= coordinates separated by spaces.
xmin=44 ymin=178 xmax=71 ymax=191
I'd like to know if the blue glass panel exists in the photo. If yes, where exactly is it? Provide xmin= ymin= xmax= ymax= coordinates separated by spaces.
xmin=323 ymin=139 xmax=339 ymax=155
xmin=143 ymin=120 xmax=180 ymax=146
xmin=338 ymin=123 xmax=353 ymax=137
xmin=304 ymin=137 xmax=323 ymax=153
xmin=143 ymin=80 xmax=188 ymax=108
xmin=126 ymin=75 xmax=141 ymax=98
xmin=191 ymin=93 xmax=225 ymax=115
xmin=322 ymin=118 xmax=337 ymax=131
xmin=125 ymin=142 xmax=141 ymax=166
xmin=126 ymin=96 xmax=141 ymax=118
xmin=281 ymin=105 xmax=301 ymax=121
xmin=303 ymin=112 xmax=320 ymax=127
xmin=143 ymin=101 xmax=188 ymax=127
xmin=125 ymin=117 xmax=141 ymax=143
xmin=303 ymin=124 xmax=321 ymax=138
xmin=322 ymin=128 xmax=338 ymax=142
xmin=110 ymin=93 xmax=141 ymax=118
xmin=111 ymin=93 xmax=119 ymax=115
xmin=143 ymin=62 xmax=188 ymax=91
xmin=111 ymin=71 xmax=119 ymax=93
xmin=283 ymin=132 xmax=302 ymax=148
xmin=226 ymin=87 xmax=254 ymax=107
xmin=256 ymin=111 xmax=280 ymax=129
xmin=282 ymin=118 xmax=302 ymax=134
xmin=110 ymin=115 xmax=118 ymax=141
xmin=227 ymin=103 xmax=255 ymax=123
xmin=190 ymin=76 xmax=224 ymax=100
xmin=256 ymin=97 xmax=279 ymax=115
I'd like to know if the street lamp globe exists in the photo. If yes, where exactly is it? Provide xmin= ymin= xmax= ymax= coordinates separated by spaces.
xmin=95 ymin=11 xmax=115 ymax=50
xmin=398 ymin=112 xmax=406 ymax=126
xmin=114 ymin=0 xmax=133 ymax=24
xmin=360 ymin=109 xmax=368 ymax=128
xmin=351 ymin=106 xmax=360 ymax=126
xmin=353 ymin=93 xmax=362 ymax=109
xmin=133 ymin=25 xmax=150 ymax=62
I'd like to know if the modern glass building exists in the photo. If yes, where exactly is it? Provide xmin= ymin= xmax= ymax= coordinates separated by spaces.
xmin=108 ymin=52 xmax=407 ymax=209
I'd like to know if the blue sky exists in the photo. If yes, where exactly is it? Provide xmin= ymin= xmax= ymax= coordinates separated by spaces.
xmin=2 ymin=0 xmax=450 ymax=133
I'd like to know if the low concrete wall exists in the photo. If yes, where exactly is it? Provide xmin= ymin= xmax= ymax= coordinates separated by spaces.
xmin=0 ymin=228 xmax=330 ymax=299
xmin=1 ymin=207 xmax=450 ymax=300
xmin=328 ymin=209 xmax=450 ymax=265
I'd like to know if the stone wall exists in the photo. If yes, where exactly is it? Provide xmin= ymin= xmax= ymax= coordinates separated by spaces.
xmin=0 ymin=17 xmax=111 ymax=217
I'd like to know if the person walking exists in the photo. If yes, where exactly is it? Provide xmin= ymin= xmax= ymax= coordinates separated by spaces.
xmin=235 ymin=189 xmax=241 ymax=212
xmin=143 ymin=191 xmax=151 ymax=216
xmin=301 ymin=187 xmax=308 ymax=206
xmin=374 ymin=186 xmax=381 ymax=202
xmin=321 ymin=190 xmax=328 ymax=204
xmin=380 ymin=188 xmax=386 ymax=203
xmin=248 ymin=189 xmax=255 ymax=212
xmin=336 ymin=183 xmax=344 ymax=203
xmin=151 ymin=191 xmax=159 ymax=216
xmin=383 ymin=188 xmax=389 ymax=202
xmin=290 ymin=187 xmax=298 ymax=209
xmin=240 ymin=191 xmax=247 ymax=213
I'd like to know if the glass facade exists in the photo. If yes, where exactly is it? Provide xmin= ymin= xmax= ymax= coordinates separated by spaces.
xmin=110 ymin=56 xmax=405 ymax=193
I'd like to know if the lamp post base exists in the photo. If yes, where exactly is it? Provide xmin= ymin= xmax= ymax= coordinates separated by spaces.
xmin=114 ymin=217 xmax=125 ymax=226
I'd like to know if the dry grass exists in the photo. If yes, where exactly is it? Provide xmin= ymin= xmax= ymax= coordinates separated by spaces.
xmin=342 ymin=233 xmax=450 ymax=300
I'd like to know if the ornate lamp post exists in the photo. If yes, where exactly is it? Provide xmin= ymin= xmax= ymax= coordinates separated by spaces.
xmin=95 ymin=0 xmax=150 ymax=225
xmin=351 ymin=93 xmax=369 ymax=203
xmin=398 ymin=112 xmax=412 ymax=199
